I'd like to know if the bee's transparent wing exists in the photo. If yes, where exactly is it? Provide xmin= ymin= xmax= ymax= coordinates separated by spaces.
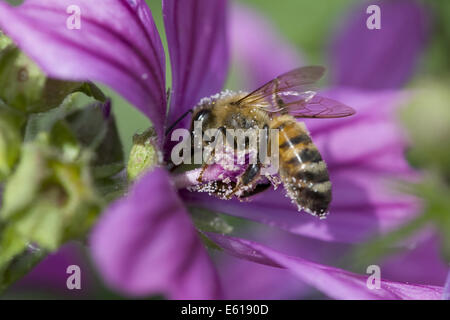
xmin=282 ymin=94 xmax=356 ymax=118
xmin=236 ymin=66 xmax=355 ymax=118
xmin=235 ymin=66 xmax=325 ymax=109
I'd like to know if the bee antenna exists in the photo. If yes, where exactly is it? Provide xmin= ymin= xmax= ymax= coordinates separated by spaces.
xmin=165 ymin=109 xmax=193 ymax=136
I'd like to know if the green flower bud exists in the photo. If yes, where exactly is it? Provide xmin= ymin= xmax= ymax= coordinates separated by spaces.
xmin=127 ymin=128 xmax=161 ymax=181
xmin=401 ymin=80 xmax=450 ymax=179
xmin=0 ymin=43 xmax=81 ymax=113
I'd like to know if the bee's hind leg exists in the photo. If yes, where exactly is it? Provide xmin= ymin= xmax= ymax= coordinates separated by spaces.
xmin=238 ymin=182 xmax=271 ymax=199
xmin=228 ymin=163 xmax=262 ymax=198
xmin=197 ymin=163 xmax=210 ymax=183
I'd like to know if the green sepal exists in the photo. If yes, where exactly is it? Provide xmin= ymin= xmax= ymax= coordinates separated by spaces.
xmin=0 ymin=244 xmax=46 ymax=294
xmin=0 ymin=137 xmax=103 ymax=255
xmin=0 ymin=44 xmax=80 ymax=113
xmin=189 ymin=206 xmax=234 ymax=234
xmin=65 ymin=101 xmax=124 ymax=179
xmin=0 ymin=224 xmax=28 ymax=270
xmin=24 ymin=97 xmax=125 ymax=179
xmin=0 ymin=104 xmax=26 ymax=180
xmin=76 ymin=82 xmax=107 ymax=103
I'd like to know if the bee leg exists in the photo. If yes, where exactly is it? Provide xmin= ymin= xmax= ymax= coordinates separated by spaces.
xmin=228 ymin=163 xmax=261 ymax=198
xmin=239 ymin=182 xmax=272 ymax=198
xmin=197 ymin=161 xmax=213 ymax=183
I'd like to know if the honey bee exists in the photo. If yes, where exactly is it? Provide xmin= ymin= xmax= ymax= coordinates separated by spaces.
xmin=188 ymin=66 xmax=355 ymax=217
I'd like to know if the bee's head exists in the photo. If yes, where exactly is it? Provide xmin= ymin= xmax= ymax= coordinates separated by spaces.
xmin=190 ymin=105 xmax=214 ymax=132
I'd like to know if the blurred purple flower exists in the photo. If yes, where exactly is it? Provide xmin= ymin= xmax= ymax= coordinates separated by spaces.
xmin=0 ymin=0 xmax=445 ymax=300
xmin=329 ymin=0 xmax=429 ymax=89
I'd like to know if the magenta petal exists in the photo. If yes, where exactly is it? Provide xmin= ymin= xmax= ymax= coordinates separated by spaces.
xmin=444 ymin=271 xmax=450 ymax=300
xmin=306 ymin=89 xmax=412 ymax=173
xmin=207 ymin=233 xmax=444 ymax=300
xmin=183 ymin=184 xmax=418 ymax=244
xmin=0 ymin=0 xmax=166 ymax=139
xmin=14 ymin=242 xmax=92 ymax=295
xmin=380 ymin=234 xmax=449 ymax=287
xmin=163 ymin=0 xmax=229 ymax=129
xmin=90 ymin=168 xmax=221 ymax=299
xmin=217 ymin=226 xmax=348 ymax=299
xmin=329 ymin=0 xmax=429 ymax=89
xmin=217 ymin=252 xmax=308 ymax=299
xmin=229 ymin=3 xmax=303 ymax=89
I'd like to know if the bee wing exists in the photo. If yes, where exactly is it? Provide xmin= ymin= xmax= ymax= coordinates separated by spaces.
xmin=235 ymin=66 xmax=355 ymax=118
xmin=235 ymin=66 xmax=326 ymax=110
xmin=283 ymin=95 xmax=356 ymax=118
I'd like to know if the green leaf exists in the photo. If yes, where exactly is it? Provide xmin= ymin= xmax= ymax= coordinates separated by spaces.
xmin=0 ymin=242 xmax=46 ymax=294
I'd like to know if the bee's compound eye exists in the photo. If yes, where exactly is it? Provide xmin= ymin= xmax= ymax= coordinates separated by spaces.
xmin=193 ymin=109 xmax=211 ymax=123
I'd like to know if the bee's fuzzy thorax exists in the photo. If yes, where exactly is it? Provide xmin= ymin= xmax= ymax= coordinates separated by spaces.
xmin=196 ymin=89 xmax=247 ymax=107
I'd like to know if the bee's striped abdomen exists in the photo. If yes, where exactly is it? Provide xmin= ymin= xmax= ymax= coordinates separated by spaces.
xmin=272 ymin=116 xmax=331 ymax=217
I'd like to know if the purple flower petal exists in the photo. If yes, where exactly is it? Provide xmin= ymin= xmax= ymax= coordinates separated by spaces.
xmin=444 ymin=270 xmax=450 ymax=300
xmin=306 ymin=89 xmax=413 ymax=174
xmin=217 ymin=226 xmax=348 ymax=299
xmin=90 ymin=168 xmax=222 ymax=299
xmin=380 ymin=234 xmax=449 ymax=287
xmin=229 ymin=3 xmax=303 ymax=89
xmin=163 ymin=0 xmax=229 ymax=130
xmin=183 ymin=89 xmax=420 ymax=243
xmin=217 ymin=252 xmax=308 ymax=299
xmin=0 ymin=0 xmax=166 ymax=139
xmin=329 ymin=0 xmax=429 ymax=89
xmin=207 ymin=233 xmax=444 ymax=300
xmin=13 ymin=242 xmax=93 ymax=296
